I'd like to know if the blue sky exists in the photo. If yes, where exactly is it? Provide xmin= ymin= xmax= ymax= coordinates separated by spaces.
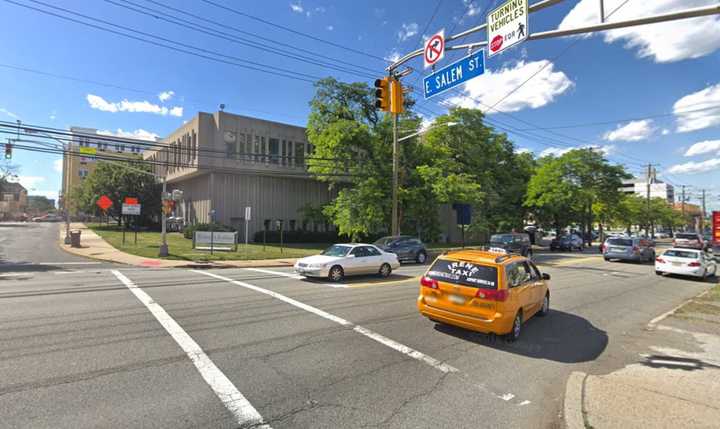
xmin=1 ymin=0 xmax=719 ymax=210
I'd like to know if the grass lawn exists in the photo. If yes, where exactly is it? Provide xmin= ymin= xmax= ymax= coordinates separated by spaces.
xmin=88 ymin=224 xmax=328 ymax=261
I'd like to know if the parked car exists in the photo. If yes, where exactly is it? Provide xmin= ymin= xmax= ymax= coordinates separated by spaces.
xmin=417 ymin=248 xmax=551 ymax=341
xmin=294 ymin=243 xmax=400 ymax=282
xmin=489 ymin=233 xmax=533 ymax=257
xmin=654 ymin=231 xmax=671 ymax=239
xmin=373 ymin=235 xmax=428 ymax=264
xmin=655 ymin=248 xmax=717 ymax=279
xmin=603 ymin=237 xmax=655 ymax=263
xmin=550 ymin=234 xmax=583 ymax=251
xmin=32 ymin=213 xmax=62 ymax=222
xmin=673 ymin=232 xmax=705 ymax=250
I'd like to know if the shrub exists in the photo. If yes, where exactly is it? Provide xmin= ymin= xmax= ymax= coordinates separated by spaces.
xmin=183 ymin=223 xmax=236 ymax=240
xmin=252 ymin=230 xmax=348 ymax=244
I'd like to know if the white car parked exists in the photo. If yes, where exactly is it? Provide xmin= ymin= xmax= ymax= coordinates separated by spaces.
xmin=294 ymin=243 xmax=401 ymax=282
xmin=655 ymin=248 xmax=717 ymax=279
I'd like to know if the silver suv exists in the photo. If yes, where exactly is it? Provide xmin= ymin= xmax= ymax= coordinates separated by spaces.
xmin=603 ymin=237 xmax=655 ymax=263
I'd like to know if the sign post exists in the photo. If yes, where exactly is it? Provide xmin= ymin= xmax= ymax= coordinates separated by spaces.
xmin=487 ymin=0 xmax=528 ymax=57
xmin=244 ymin=206 xmax=251 ymax=260
xmin=423 ymin=29 xmax=445 ymax=69
xmin=423 ymin=50 xmax=485 ymax=99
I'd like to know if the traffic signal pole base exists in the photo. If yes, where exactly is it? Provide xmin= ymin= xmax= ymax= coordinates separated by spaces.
xmin=64 ymin=235 xmax=71 ymax=245
xmin=158 ymin=244 xmax=169 ymax=257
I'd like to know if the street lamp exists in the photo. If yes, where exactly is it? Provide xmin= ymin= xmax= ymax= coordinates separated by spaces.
xmin=391 ymin=120 xmax=458 ymax=236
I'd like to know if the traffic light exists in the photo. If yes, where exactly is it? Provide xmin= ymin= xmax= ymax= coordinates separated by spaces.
xmin=374 ymin=77 xmax=390 ymax=112
xmin=4 ymin=142 xmax=11 ymax=159
xmin=390 ymin=78 xmax=404 ymax=114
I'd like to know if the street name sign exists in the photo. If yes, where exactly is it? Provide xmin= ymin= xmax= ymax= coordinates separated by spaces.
xmin=487 ymin=0 xmax=528 ymax=57
xmin=122 ymin=203 xmax=141 ymax=216
xmin=423 ymin=29 xmax=445 ymax=69
xmin=423 ymin=50 xmax=485 ymax=99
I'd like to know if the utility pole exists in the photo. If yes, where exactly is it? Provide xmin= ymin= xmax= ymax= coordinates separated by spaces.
xmin=681 ymin=185 xmax=686 ymax=232
xmin=646 ymin=164 xmax=652 ymax=238
xmin=391 ymin=109 xmax=399 ymax=236
xmin=701 ymin=189 xmax=707 ymax=231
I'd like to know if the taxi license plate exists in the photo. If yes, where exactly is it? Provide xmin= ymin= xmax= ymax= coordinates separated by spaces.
xmin=672 ymin=262 xmax=682 ymax=267
xmin=449 ymin=294 xmax=466 ymax=305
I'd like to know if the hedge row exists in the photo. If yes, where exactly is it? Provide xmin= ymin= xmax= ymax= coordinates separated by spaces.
xmin=252 ymin=230 xmax=347 ymax=243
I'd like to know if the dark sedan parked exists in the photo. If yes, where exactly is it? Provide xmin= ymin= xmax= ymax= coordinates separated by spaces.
xmin=550 ymin=234 xmax=584 ymax=251
xmin=373 ymin=236 xmax=428 ymax=264
xmin=489 ymin=233 xmax=533 ymax=257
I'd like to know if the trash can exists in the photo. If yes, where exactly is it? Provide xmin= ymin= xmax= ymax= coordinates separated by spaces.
xmin=70 ymin=229 xmax=82 ymax=248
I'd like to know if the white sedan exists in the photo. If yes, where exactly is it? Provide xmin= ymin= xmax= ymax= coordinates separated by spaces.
xmin=294 ymin=243 xmax=400 ymax=282
xmin=655 ymin=248 xmax=717 ymax=279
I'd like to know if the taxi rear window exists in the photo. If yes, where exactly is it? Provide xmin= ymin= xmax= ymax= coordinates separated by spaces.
xmin=426 ymin=259 xmax=498 ymax=289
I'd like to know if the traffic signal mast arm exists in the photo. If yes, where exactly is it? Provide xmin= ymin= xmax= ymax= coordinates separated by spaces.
xmin=385 ymin=1 xmax=720 ymax=72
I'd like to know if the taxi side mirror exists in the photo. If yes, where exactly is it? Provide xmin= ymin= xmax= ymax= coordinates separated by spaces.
xmin=542 ymin=273 xmax=551 ymax=280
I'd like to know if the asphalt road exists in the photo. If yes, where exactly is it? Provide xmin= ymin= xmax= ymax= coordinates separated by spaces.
xmin=0 ymin=222 xmax=118 ymax=272
xmin=0 ymin=234 xmax=716 ymax=428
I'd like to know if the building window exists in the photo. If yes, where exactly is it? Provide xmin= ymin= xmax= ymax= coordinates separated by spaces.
xmin=237 ymin=133 xmax=246 ymax=161
xmin=254 ymin=135 xmax=261 ymax=162
xmin=226 ymin=141 xmax=235 ymax=159
xmin=79 ymin=169 xmax=89 ymax=179
xmin=261 ymin=136 xmax=267 ymax=163
xmin=281 ymin=140 xmax=287 ymax=166
xmin=269 ymin=138 xmax=279 ymax=164
xmin=294 ymin=142 xmax=305 ymax=166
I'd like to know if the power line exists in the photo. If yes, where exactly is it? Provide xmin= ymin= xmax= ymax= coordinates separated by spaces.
xmin=199 ymin=0 xmax=388 ymax=63
xmin=3 ymin=0 xmax=319 ymax=83
xmin=103 ymin=0 xmax=380 ymax=79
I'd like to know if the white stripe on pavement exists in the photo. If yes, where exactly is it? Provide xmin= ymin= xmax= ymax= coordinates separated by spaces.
xmin=244 ymin=267 xmax=304 ymax=279
xmin=37 ymin=262 xmax=103 ymax=265
xmin=111 ymin=270 xmax=270 ymax=428
xmin=193 ymin=270 xmax=458 ymax=374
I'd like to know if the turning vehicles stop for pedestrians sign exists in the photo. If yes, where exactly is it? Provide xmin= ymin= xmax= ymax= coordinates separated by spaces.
xmin=423 ymin=29 xmax=445 ymax=69
xmin=487 ymin=0 xmax=528 ymax=57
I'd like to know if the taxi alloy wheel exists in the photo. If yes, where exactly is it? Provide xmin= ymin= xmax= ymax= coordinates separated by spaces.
xmin=379 ymin=263 xmax=392 ymax=278
xmin=507 ymin=312 xmax=522 ymax=342
xmin=329 ymin=265 xmax=344 ymax=282
xmin=538 ymin=293 xmax=550 ymax=317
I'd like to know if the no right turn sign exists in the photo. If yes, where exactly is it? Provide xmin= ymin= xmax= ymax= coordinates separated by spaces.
xmin=487 ymin=0 xmax=528 ymax=57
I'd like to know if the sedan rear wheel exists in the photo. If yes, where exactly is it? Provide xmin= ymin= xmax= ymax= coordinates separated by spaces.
xmin=379 ymin=263 xmax=392 ymax=278
xmin=328 ymin=265 xmax=344 ymax=282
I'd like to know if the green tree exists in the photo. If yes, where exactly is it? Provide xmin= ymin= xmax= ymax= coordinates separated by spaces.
xmin=27 ymin=196 xmax=56 ymax=212
xmin=70 ymin=162 xmax=160 ymax=226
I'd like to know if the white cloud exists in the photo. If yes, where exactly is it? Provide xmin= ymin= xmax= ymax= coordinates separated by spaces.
xmin=673 ymin=83 xmax=720 ymax=132
xmin=9 ymin=175 xmax=45 ymax=190
xmin=515 ymin=147 xmax=532 ymax=155
xmin=668 ymin=158 xmax=720 ymax=174
xmin=86 ymin=94 xmax=183 ymax=117
xmin=53 ymin=159 xmax=63 ymax=173
xmin=98 ymin=128 xmax=159 ymax=141
xmin=326 ymin=25 xmax=334 ymax=31
xmin=684 ymin=139 xmax=720 ymax=157
xmin=603 ymin=119 xmax=654 ymax=142
xmin=444 ymin=60 xmax=573 ymax=113
xmin=384 ymin=49 xmax=401 ymax=63
xmin=464 ymin=0 xmax=482 ymax=17
xmin=158 ymin=90 xmax=174 ymax=102
xmin=49 ymin=110 xmax=57 ymax=121
xmin=661 ymin=128 xmax=670 ymax=135
xmin=397 ymin=22 xmax=419 ymax=42
xmin=558 ymin=0 xmax=720 ymax=63
xmin=289 ymin=2 xmax=303 ymax=13
xmin=314 ymin=6 xmax=326 ymax=13
xmin=0 ymin=107 xmax=19 ymax=119
xmin=539 ymin=144 xmax=614 ymax=158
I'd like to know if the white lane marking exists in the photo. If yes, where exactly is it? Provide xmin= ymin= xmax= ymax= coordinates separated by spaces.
xmin=647 ymin=289 xmax=709 ymax=329
xmin=245 ymin=267 xmax=304 ymax=279
xmin=499 ymin=393 xmax=515 ymax=401
xmin=111 ymin=270 xmax=270 ymax=428
xmin=244 ymin=267 xmax=348 ymax=288
xmin=193 ymin=270 xmax=458 ymax=374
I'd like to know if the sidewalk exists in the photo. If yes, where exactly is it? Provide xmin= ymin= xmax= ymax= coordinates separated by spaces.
xmin=59 ymin=223 xmax=299 ymax=268
xmin=564 ymin=285 xmax=720 ymax=429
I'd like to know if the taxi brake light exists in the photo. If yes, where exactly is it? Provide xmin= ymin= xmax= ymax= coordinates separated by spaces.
xmin=655 ymin=257 xmax=665 ymax=263
xmin=475 ymin=288 xmax=508 ymax=302
xmin=421 ymin=276 xmax=438 ymax=289
xmin=688 ymin=261 xmax=701 ymax=267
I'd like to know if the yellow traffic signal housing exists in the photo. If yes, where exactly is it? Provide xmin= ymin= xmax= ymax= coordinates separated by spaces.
xmin=390 ymin=78 xmax=404 ymax=114
xmin=374 ymin=77 xmax=390 ymax=112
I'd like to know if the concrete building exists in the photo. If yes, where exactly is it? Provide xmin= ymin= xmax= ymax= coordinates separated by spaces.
xmin=60 ymin=127 xmax=145 ymax=212
xmin=143 ymin=111 xmax=334 ymax=240
xmin=0 ymin=181 xmax=28 ymax=220
xmin=620 ymin=175 xmax=675 ymax=203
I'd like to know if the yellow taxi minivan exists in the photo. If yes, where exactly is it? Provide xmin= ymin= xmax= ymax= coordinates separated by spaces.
xmin=417 ymin=249 xmax=550 ymax=341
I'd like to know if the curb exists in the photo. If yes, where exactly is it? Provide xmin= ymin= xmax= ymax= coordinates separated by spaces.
xmin=646 ymin=289 xmax=711 ymax=330
xmin=563 ymin=371 xmax=587 ymax=429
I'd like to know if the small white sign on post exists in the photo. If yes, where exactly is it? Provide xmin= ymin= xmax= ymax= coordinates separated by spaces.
xmin=423 ymin=29 xmax=445 ymax=69
xmin=244 ymin=206 xmax=251 ymax=259
xmin=487 ymin=0 xmax=528 ymax=57
xmin=244 ymin=206 xmax=252 ymax=221
xmin=121 ymin=203 xmax=141 ymax=216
